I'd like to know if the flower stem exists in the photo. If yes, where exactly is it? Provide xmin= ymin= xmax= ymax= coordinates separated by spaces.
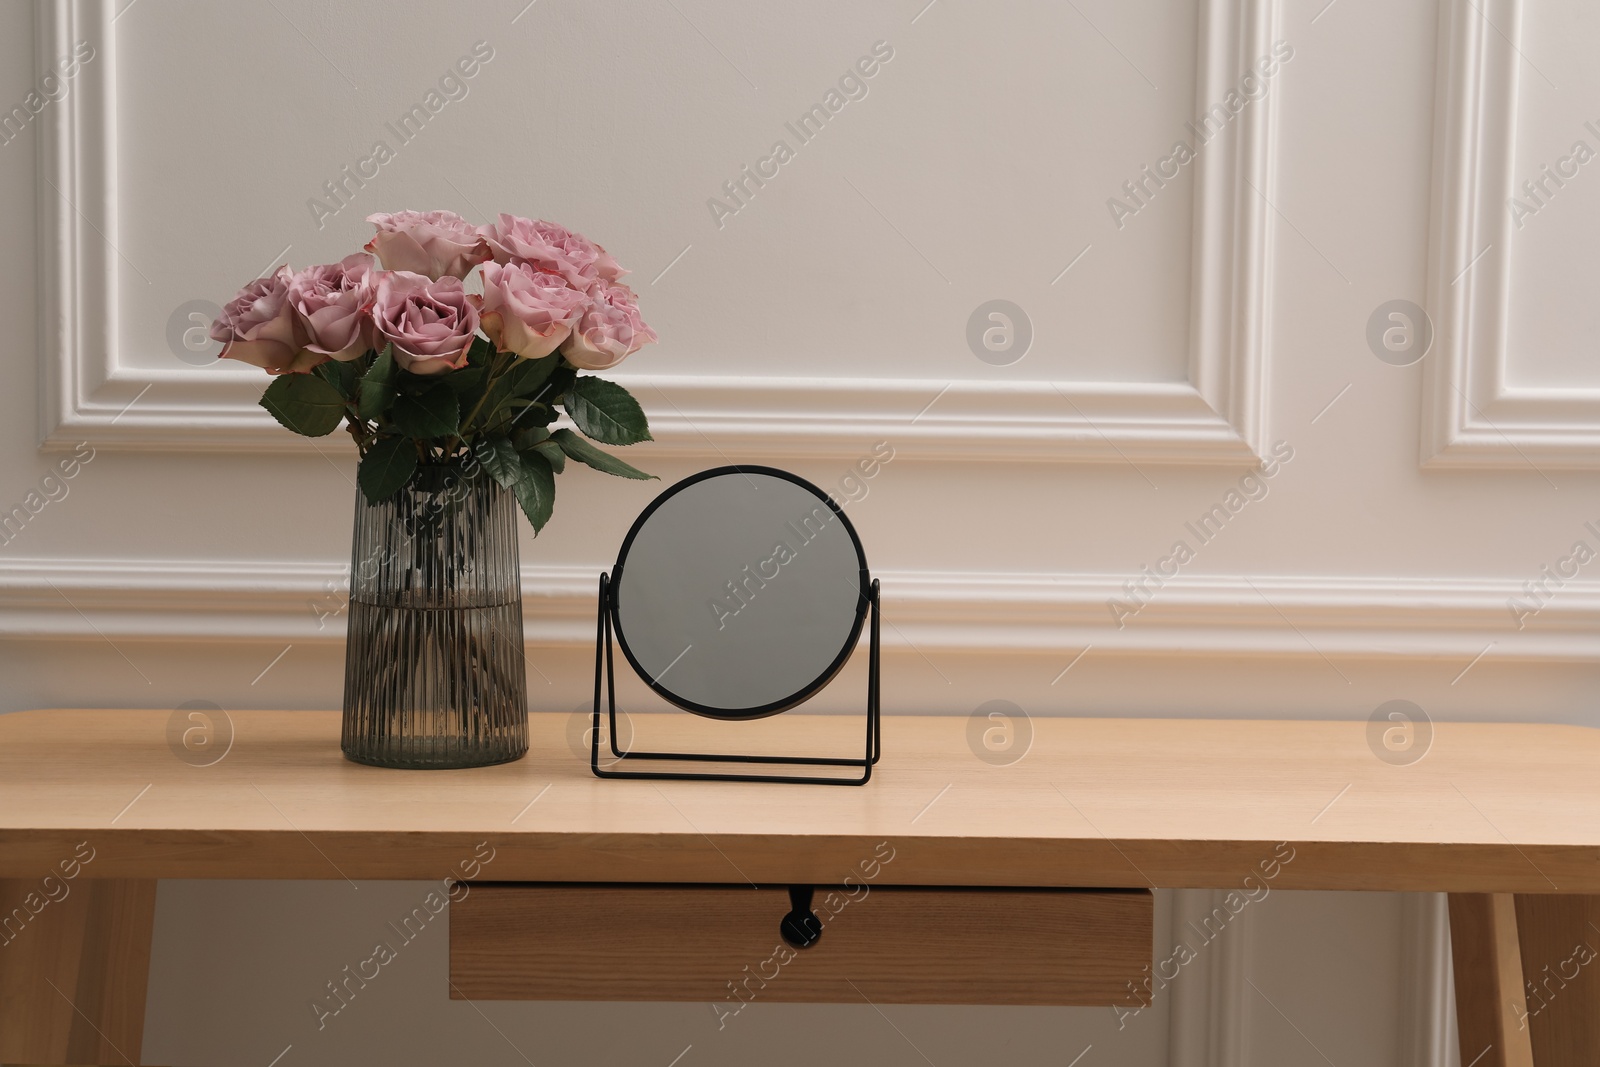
xmin=446 ymin=349 xmax=512 ymax=456
xmin=344 ymin=410 xmax=373 ymax=453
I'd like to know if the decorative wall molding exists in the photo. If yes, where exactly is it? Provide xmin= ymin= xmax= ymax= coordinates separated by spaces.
xmin=1167 ymin=889 xmax=1250 ymax=1067
xmin=1398 ymin=893 xmax=1455 ymax=1067
xmin=2 ymin=556 xmax=1594 ymax=662
xmin=1422 ymin=0 xmax=1600 ymax=468
xmin=37 ymin=0 xmax=1276 ymax=465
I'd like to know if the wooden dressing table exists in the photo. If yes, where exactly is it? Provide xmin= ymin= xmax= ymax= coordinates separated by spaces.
xmin=0 ymin=709 xmax=1595 ymax=1066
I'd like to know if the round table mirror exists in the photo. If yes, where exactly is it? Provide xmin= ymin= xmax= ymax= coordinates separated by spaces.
xmin=610 ymin=466 xmax=870 ymax=720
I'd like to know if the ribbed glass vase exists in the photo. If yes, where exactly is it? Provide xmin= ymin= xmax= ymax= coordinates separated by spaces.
xmin=341 ymin=460 xmax=528 ymax=769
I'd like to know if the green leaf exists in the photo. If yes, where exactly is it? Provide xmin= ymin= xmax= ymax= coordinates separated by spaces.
xmin=512 ymin=402 xmax=557 ymax=429
xmin=512 ymin=450 xmax=556 ymax=533
xmin=504 ymin=354 xmax=561 ymax=398
xmin=442 ymin=364 xmax=487 ymax=394
xmin=314 ymin=358 xmax=362 ymax=399
xmin=357 ymin=347 xmax=397 ymax=421
xmin=260 ymin=374 xmax=346 ymax=437
xmin=546 ymin=362 xmax=578 ymax=399
xmin=533 ymin=439 xmax=565 ymax=474
xmin=390 ymin=384 xmax=460 ymax=438
xmin=510 ymin=426 xmax=551 ymax=452
xmin=357 ymin=437 xmax=418 ymax=504
xmin=471 ymin=354 xmax=562 ymax=433
xmin=472 ymin=435 xmax=523 ymax=489
xmin=550 ymin=428 xmax=655 ymax=480
xmin=562 ymin=376 xmax=651 ymax=445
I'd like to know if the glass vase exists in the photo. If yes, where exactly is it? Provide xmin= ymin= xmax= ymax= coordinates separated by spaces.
xmin=341 ymin=459 xmax=528 ymax=768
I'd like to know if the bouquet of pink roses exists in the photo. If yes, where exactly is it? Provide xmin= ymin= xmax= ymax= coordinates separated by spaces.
xmin=209 ymin=209 xmax=658 ymax=532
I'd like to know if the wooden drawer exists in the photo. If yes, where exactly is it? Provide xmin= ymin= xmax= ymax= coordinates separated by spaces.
xmin=450 ymin=883 xmax=1151 ymax=1006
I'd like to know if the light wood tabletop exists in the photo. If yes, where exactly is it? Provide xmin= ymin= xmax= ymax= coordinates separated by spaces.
xmin=2 ymin=708 xmax=1598 ymax=1066
xmin=0 ymin=708 xmax=1596 ymax=892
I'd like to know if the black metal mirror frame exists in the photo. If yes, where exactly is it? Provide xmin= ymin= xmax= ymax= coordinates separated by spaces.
xmin=591 ymin=465 xmax=881 ymax=785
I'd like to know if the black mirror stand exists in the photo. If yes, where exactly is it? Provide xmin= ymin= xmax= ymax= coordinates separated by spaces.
xmin=589 ymin=573 xmax=881 ymax=785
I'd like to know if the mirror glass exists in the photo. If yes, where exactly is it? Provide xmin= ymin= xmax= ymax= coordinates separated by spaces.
xmin=612 ymin=468 xmax=869 ymax=719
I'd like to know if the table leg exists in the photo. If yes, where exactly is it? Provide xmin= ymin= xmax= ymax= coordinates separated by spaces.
xmin=0 ymin=879 xmax=156 ymax=1066
xmin=1513 ymin=894 xmax=1600 ymax=1067
xmin=1448 ymin=893 xmax=1535 ymax=1067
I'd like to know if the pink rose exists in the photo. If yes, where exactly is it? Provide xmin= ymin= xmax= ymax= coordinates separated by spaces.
xmin=371 ymin=271 xmax=480 ymax=375
xmin=480 ymin=214 xmax=625 ymax=288
xmin=474 ymin=261 xmax=588 ymax=361
xmin=364 ymin=210 xmax=491 ymax=281
xmin=287 ymin=254 xmax=374 ymax=362
xmin=559 ymin=281 xmax=658 ymax=370
xmin=210 ymin=266 xmax=323 ymax=374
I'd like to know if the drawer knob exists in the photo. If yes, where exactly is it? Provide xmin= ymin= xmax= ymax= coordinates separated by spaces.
xmin=780 ymin=886 xmax=823 ymax=949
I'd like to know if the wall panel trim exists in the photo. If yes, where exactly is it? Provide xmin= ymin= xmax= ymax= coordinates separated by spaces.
xmin=1 ymin=556 xmax=1592 ymax=662
xmin=1399 ymin=893 xmax=1456 ymax=1067
xmin=37 ymin=0 xmax=1278 ymax=465
xmin=1421 ymin=0 xmax=1600 ymax=468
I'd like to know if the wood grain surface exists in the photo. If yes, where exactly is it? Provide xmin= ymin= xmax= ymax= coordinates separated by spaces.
xmin=1 ymin=709 xmax=1597 ymax=891
xmin=0 ymin=877 xmax=156 ymax=1065
xmin=1447 ymin=893 xmax=1536 ymax=1067
xmin=1514 ymin=893 xmax=1600 ymax=1067
xmin=449 ymin=883 xmax=1153 ymax=1006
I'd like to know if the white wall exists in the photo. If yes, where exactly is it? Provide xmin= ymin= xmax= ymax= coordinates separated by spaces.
xmin=2 ymin=0 xmax=1595 ymax=1063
